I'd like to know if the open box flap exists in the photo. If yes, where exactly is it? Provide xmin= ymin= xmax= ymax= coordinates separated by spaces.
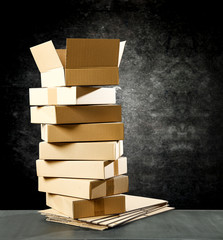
xmin=66 ymin=39 xmax=120 ymax=68
xmin=30 ymin=40 xmax=63 ymax=73
xmin=118 ymin=41 xmax=126 ymax=67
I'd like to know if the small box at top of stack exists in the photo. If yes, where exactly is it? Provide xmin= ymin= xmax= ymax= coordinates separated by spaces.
xmin=29 ymin=39 xmax=128 ymax=219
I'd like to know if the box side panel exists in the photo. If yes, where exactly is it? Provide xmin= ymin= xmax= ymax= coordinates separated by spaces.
xmin=106 ymin=175 xmax=129 ymax=196
xmin=30 ymin=106 xmax=57 ymax=124
xmin=76 ymin=87 xmax=116 ymax=105
xmin=38 ymin=177 xmax=91 ymax=199
xmin=73 ymin=200 xmax=94 ymax=218
xmin=56 ymin=105 xmax=122 ymax=124
xmin=46 ymin=193 xmax=74 ymax=218
xmin=41 ymin=67 xmax=65 ymax=88
xmin=29 ymin=88 xmax=48 ymax=106
xmin=65 ymin=67 xmax=119 ymax=86
xmin=57 ymin=87 xmax=77 ymax=105
xmin=104 ymin=195 xmax=126 ymax=214
xmin=116 ymin=157 xmax=128 ymax=175
xmin=41 ymin=123 xmax=124 ymax=143
xmin=90 ymin=181 xmax=107 ymax=199
xmin=36 ymin=160 xmax=105 ymax=179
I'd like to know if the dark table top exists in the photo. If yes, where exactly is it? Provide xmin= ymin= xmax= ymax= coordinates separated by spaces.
xmin=0 ymin=210 xmax=223 ymax=240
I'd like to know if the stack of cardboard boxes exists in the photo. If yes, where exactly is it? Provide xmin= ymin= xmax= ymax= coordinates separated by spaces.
xmin=29 ymin=39 xmax=173 ymax=230
xmin=29 ymin=39 xmax=129 ymax=219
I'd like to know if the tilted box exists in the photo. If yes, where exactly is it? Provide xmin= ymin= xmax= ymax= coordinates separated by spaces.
xmin=46 ymin=193 xmax=126 ymax=219
xmin=39 ymin=175 xmax=129 ymax=199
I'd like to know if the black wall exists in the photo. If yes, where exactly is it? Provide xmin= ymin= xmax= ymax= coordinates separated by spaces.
xmin=1 ymin=0 xmax=223 ymax=209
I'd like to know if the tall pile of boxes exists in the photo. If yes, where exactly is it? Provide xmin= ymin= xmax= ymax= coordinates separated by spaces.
xmin=29 ymin=39 xmax=129 ymax=219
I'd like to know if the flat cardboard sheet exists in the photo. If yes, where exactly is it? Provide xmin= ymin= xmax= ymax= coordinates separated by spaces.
xmin=30 ymin=105 xmax=122 ymax=124
xmin=36 ymin=157 xmax=127 ymax=179
xmin=39 ymin=140 xmax=123 ymax=160
xmin=38 ymin=175 xmax=129 ymax=199
xmin=29 ymin=86 xmax=116 ymax=106
xmin=40 ymin=194 xmax=173 ymax=231
xmin=41 ymin=122 xmax=124 ymax=143
xmin=46 ymin=193 xmax=126 ymax=219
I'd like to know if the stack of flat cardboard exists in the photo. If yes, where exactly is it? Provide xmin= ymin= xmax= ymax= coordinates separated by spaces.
xmin=29 ymin=39 xmax=173 ymax=230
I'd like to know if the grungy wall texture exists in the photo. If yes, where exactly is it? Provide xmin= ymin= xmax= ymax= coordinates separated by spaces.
xmin=1 ymin=0 xmax=223 ymax=209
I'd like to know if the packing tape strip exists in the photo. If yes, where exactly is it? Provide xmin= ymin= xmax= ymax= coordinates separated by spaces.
xmin=48 ymin=88 xmax=57 ymax=105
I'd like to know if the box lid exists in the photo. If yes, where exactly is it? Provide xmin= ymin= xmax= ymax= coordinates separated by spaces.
xmin=30 ymin=40 xmax=63 ymax=73
xmin=66 ymin=39 xmax=120 ymax=69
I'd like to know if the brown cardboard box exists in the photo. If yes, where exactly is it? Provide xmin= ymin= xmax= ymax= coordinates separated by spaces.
xmin=30 ymin=40 xmax=126 ymax=87
xmin=46 ymin=193 xmax=126 ymax=219
xmin=29 ymin=86 xmax=116 ymax=106
xmin=41 ymin=122 xmax=124 ymax=143
xmin=38 ymin=175 xmax=129 ymax=199
xmin=39 ymin=140 xmax=123 ymax=160
xmin=30 ymin=105 xmax=122 ymax=124
xmin=36 ymin=157 xmax=127 ymax=179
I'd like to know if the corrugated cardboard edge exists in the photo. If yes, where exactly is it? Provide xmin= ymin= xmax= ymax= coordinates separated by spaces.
xmin=39 ymin=206 xmax=173 ymax=231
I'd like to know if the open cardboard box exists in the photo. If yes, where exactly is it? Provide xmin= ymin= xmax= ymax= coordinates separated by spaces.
xmin=30 ymin=39 xmax=126 ymax=87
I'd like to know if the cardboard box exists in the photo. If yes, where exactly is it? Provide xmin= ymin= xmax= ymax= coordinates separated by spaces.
xmin=39 ymin=140 xmax=123 ymax=160
xmin=30 ymin=105 xmax=122 ymax=124
xmin=46 ymin=193 xmax=126 ymax=219
xmin=36 ymin=157 xmax=127 ymax=179
xmin=30 ymin=39 xmax=126 ymax=87
xmin=38 ymin=175 xmax=129 ymax=199
xmin=29 ymin=86 xmax=116 ymax=106
xmin=41 ymin=122 xmax=124 ymax=143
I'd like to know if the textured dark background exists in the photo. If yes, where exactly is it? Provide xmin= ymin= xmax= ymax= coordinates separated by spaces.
xmin=1 ymin=0 xmax=223 ymax=209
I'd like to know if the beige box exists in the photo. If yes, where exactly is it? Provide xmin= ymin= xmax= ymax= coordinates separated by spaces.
xmin=39 ymin=175 xmax=129 ymax=199
xmin=36 ymin=157 xmax=127 ymax=179
xmin=41 ymin=122 xmax=124 ymax=143
xmin=30 ymin=39 xmax=126 ymax=87
xmin=30 ymin=105 xmax=122 ymax=124
xmin=39 ymin=140 xmax=123 ymax=160
xmin=46 ymin=193 xmax=126 ymax=219
xmin=29 ymin=86 xmax=116 ymax=106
